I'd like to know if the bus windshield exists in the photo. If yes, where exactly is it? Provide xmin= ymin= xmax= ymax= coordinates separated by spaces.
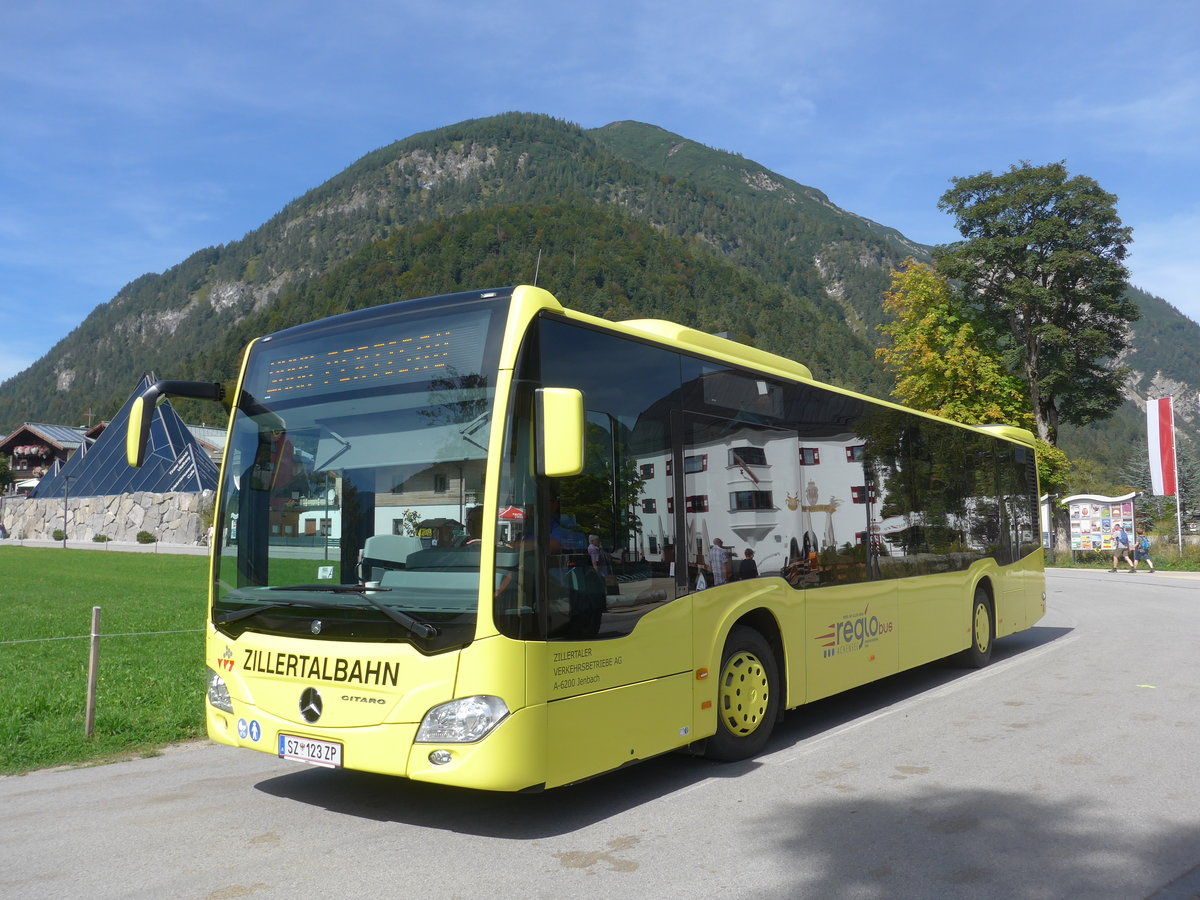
xmin=211 ymin=290 xmax=510 ymax=652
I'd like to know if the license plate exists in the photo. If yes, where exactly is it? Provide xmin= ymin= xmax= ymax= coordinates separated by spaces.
xmin=278 ymin=733 xmax=343 ymax=768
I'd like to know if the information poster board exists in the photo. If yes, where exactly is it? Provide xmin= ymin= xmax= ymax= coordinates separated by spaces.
xmin=1068 ymin=497 xmax=1135 ymax=552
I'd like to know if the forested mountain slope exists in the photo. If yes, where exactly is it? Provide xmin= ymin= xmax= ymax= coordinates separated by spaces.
xmin=1 ymin=112 xmax=1196 ymax=471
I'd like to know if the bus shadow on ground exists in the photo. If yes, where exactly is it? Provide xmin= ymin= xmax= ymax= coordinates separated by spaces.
xmin=762 ymin=785 xmax=1200 ymax=898
xmin=766 ymin=623 xmax=1072 ymax=751
xmin=253 ymin=624 xmax=1073 ymax=837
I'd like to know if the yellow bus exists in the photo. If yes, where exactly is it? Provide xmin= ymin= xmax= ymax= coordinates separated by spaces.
xmin=128 ymin=285 xmax=1045 ymax=790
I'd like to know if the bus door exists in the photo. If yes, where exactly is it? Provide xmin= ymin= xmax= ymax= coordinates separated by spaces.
xmin=509 ymin=316 xmax=697 ymax=786
xmin=539 ymin=408 xmax=693 ymax=786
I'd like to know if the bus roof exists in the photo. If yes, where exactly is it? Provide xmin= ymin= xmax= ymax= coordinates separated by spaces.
xmin=974 ymin=424 xmax=1037 ymax=446
xmin=617 ymin=319 xmax=813 ymax=382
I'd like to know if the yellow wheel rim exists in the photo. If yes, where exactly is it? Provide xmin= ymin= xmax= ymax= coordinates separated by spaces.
xmin=719 ymin=650 xmax=770 ymax=737
xmin=973 ymin=602 xmax=991 ymax=655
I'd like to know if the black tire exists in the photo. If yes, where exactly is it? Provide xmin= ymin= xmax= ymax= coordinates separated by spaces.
xmin=705 ymin=625 xmax=780 ymax=761
xmin=958 ymin=587 xmax=994 ymax=669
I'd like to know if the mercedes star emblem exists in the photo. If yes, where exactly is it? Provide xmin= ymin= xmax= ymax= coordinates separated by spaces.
xmin=299 ymin=687 xmax=323 ymax=723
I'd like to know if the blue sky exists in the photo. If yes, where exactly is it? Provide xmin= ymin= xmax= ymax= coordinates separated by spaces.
xmin=3 ymin=0 xmax=1197 ymax=385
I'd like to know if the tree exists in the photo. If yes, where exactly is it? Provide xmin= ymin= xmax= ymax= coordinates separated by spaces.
xmin=1120 ymin=439 xmax=1200 ymax=531
xmin=876 ymin=260 xmax=1070 ymax=494
xmin=877 ymin=260 xmax=1032 ymax=427
xmin=1034 ymin=441 xmax=1071 ymax=496
xmin=390 ymin=507 xmax=423 ymax=537
xmin=1061 ymin=453 xmax=1123 ymax=498
xmin=557 ymin=420 xmax=645 ymax=548
xmin=934 ymin=161 xmax=1138 ymax=446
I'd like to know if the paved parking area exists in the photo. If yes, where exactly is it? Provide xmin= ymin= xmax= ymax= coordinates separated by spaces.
xmin=2 ymin=568 xmax=1197 ymax=898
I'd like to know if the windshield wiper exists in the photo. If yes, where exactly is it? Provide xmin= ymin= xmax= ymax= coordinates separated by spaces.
xmin=268 ymin=583 xmax=438 ymax=639
xmin=273 ymin=584 xmax=391 ymax=594
xmin=216 ymin=599 xmax=317 ymax=626
xmin=215 ymin=585 xmax=437 ymax=639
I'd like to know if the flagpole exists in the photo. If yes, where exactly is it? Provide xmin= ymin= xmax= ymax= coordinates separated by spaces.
xmin=1174 ymin=397 xmax=1184 ymax=557
xmin=1176 ymin=488 xmax=1184 ymax=558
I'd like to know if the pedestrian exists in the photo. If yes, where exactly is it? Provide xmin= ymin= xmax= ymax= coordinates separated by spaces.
xmin=587 ymin=534 xmax=609 ymax=577
xmin=708 ymin=537 xmax=731 ymax=586
xmin=738 ymin=548 xmax=758 ymax=580
xmin=0 ymin=521 xmax=8 ymax=540
xmin=1111 ymin=523 xmax=1134 ymax=572
xmin=1132 ymin=528 xmax=1156 ymax=573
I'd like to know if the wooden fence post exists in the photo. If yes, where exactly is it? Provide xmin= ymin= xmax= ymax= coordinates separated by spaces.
xmin=85 ymin=606 xmax=101 ymax=737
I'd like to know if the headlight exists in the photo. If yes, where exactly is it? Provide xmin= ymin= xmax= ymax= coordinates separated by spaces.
xmin=415 ymin=695 xmax=509 ymax=743
xmin=207 ymin=667 xmax=233 ymax=713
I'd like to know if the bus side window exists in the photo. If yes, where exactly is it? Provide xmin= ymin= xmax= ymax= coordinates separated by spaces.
xmin=534 ymin=316 xmax=682 ymax=639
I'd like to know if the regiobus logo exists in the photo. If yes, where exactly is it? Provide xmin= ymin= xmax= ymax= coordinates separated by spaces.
xmin=816 ymin=605 xmax=894 ymax=658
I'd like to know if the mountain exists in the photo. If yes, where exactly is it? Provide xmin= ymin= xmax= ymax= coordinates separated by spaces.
xmin=1057 ymin=283 xmax=1200 ymax=468
xmin=1 ymin=112 xmax=1196 ymax=473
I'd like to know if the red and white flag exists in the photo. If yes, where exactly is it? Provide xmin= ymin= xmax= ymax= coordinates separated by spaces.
xmin=1147 ymin=397 xmax=1177 ymax=496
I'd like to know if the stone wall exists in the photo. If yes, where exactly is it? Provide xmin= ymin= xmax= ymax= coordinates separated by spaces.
xmin=1 ymin=491 xmax=214 ymax=544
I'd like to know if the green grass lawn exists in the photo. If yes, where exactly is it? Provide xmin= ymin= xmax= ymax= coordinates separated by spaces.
xmin=0 ymin=547 xmax=209 ymax=775
xmin=2 ymin=542 xmax=1192 ymax=778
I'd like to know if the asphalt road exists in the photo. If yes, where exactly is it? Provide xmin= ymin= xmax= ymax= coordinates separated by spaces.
xmin=3 ymin=569 xmax=1198 ymax=899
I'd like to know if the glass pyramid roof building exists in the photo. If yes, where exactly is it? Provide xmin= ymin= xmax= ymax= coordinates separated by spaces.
xmin=31 ymin=375 xmax=219 ymax=499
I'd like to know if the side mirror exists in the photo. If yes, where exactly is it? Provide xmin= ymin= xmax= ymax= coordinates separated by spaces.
xmin=126 ymin=393 xmax=153 ymax=468
xmin=126 ymin=380 xmax=226 ymax=467
xmin=535 ymin=388 xmax=584 ymax=477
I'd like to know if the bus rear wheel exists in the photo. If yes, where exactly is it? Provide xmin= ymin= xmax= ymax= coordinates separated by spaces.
xmin=958 ymin=587 xmax=994 ymax=669
xmin=706 ymin=625 xmax=779 ymax=761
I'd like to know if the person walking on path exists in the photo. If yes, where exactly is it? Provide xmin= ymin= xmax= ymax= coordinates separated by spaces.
xmin=1132 ymin=528 xmax=1157 ymax=573
xmin=1111 ymin=524 xmax=1135 ymax=572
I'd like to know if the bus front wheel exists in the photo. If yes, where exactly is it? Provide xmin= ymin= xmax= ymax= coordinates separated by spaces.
xmin=959 ymin=588 xmax=994 ymax=669
xmin=706 ymin=625 xmax=779 ymax=761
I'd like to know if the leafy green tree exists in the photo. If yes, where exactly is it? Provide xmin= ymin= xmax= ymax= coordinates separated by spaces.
xmin=1034 ymin=441 xmax=1071 ymax=496
xmin=0 ymin=454 xmax=11 ymax=492
xmin=557 ymin=420 xmax=645 ymax=549
xmin=390 ymin=507 xmax=423 ymax=537
xmin=935 ymin=161 xmax=1137 ymax=446
xmin=1064 ymin=455 xmax=1122 ymax=498
xmin=877 ymin=260 xmax=1032 ymax=427
xmin=875 ymin=261 xmax=1069 ymax=494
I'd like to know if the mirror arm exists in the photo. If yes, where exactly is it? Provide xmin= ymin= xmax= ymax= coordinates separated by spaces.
xmin=126 ymin=380 xmax=226 ymax=468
